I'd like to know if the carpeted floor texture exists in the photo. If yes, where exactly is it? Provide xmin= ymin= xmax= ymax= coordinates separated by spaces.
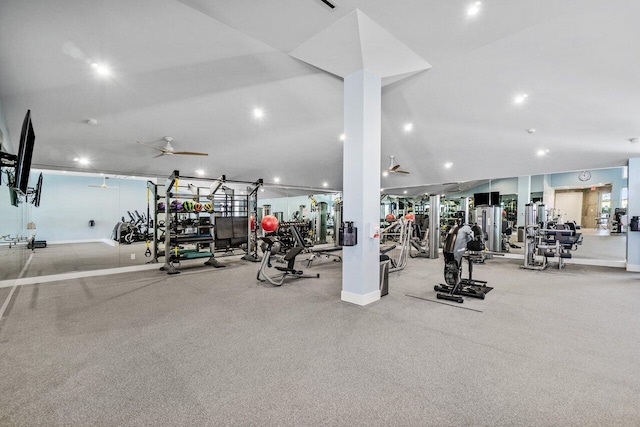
xmin=1 ymin=254 xmax=639 ymax=426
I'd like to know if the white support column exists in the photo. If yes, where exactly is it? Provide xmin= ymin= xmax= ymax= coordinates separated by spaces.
xmin=341 ymin=70 xmax=382 ymax=306
xmin=517 ymin=176 xmax=532 ymax=228
xmin=626 ymin=158 xmax=640 ymax=271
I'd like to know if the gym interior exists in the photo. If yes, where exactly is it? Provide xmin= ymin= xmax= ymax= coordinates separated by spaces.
xmin=1 ymin=2 xmax=639 ymax=426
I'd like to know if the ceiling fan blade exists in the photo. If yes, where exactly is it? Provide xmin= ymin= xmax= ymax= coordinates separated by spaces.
xmin=88 ymin=185 xmax=103 ymax=188
xmin=390 ymin=164 xmax=401 ymax=171
xmin=137 ymin=140 xmax=166 ymax=152
xmin=172 ymin=151 xmax=209 ymax=156
xmin=153 ymin=152 xmax=166 ymax=158
xmin=395 ymin=170 xmax=411 ymax=174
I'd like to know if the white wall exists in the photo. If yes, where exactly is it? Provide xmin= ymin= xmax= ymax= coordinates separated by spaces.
xmin=554 ymin=192 xmax=583 ymax=223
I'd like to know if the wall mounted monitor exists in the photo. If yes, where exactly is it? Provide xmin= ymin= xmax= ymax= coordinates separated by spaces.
xmin=14 ymin=110 xmax=35 ymax=195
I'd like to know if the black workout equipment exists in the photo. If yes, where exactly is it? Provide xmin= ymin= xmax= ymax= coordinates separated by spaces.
xmin=434 ymin=224 xmax=489 ymax=303
xmin=257 ymin=237 xmax=319 ymax=286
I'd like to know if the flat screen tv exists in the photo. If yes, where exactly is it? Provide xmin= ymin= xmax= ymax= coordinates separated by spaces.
xmin=14 ymin=110 xmax=35 ymax=195
xmin=474 ymin=191 xmax=500 ymax=206
xmin=33 ymin=172 xmax=43 ymax=207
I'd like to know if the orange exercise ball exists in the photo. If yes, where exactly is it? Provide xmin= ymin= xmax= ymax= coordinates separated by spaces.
xmin=385 ymin=213 xmax=396 ymax=221
xmin=404 ymin=213 xmax=415 ymax=221
xmin=261 ymin=215 xmax=279 ymax=232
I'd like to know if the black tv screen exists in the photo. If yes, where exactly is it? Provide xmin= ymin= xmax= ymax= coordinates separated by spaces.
xmin=15 ymin=110 xmax=35 ymax=195
xmin=474 ymin=191 xmax=500 ymax=206
xmin=33 ymin=172 xmax=43 ymax=207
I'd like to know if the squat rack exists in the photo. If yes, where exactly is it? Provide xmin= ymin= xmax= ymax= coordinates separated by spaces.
xmin=157 ymin=170 xmax=262 ymax=274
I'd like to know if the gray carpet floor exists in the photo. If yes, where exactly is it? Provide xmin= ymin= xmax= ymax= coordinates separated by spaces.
xmin=1 ymin=255 xmax=639 ymax=426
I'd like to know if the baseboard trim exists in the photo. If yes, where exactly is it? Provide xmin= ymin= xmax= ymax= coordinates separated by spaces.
xmin=341 ymin=290 xmax=381 ymax=306
xmin=0 ymin=263 xmax=160 ymax=288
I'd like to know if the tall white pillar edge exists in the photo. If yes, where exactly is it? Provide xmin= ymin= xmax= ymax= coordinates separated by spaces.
xmin=341 ymin=70 xmax=382 ymax=306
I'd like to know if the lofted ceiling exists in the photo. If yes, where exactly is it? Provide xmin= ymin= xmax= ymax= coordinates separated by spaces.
xmin=0 ymin=0 xmax=639 ymax=193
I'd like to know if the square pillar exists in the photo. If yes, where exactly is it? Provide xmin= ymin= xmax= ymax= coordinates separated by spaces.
xmin=341 ymin=70 xmax=382 ymax=305
xmin=627 ymin=158 xmax=640 ymax=271
xmin=517 ymin=176 xmax=532 ymax=228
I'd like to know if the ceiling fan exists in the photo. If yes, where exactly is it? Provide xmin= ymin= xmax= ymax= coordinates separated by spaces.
xmin=383 ymin=155 xmax=410 ymax=175
xmin=137 ymin=136 xmax=208 ymax=158
xmin=89 ymin=177 xmax=119 ymax=189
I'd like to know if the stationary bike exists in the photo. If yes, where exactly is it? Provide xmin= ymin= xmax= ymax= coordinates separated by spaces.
xmin=257 ymin=237 xmax=319 ymax=286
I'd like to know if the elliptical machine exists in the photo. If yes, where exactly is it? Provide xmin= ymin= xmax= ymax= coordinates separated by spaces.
xmin=434 ymin=224 xmax=488 ymax=303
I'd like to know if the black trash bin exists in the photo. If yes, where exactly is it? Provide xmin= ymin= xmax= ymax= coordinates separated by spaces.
xmin=380 ymin=254 xmax=390 ymax=296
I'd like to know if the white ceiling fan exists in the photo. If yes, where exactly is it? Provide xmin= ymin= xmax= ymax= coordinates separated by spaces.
xmin=383 ymin=155 xmax=410 ymax=175
xmin=137 ymin=136 xmax=208 ymax=158
xmin=89 ymin=177 xmax=119 ymax=189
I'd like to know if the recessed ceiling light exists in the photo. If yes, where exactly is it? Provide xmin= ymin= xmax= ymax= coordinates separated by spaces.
xmin=260 ymin=188 xmax=265 ymax=192
xmin=527 ymin=128 xmax=536 ymax=134
xmin=514 ymin=93 xmax=529 ymax=104
xmin=73 ymin=157 xmax=79 ymax=162
xmin=75 ymin=157 xmax=90 ymax=165
xmin=444 ymin=162 xmax=453 ymax=169
xmin=91 ymin=62 xmax=111 ymax=77
xmin=467 ymin=1 xmax=481 ymax=16
xmin=403 ymin=123 xmax=414 ymax=133
xmin=86 ymin=119 xmax=98 ymax=126
xmin=536 ymin=149 xmax=547 ymax=156
xmin=253 ymin=108 xmax=264 ymax=119
xmin=380 ymin=188 xmax=384 ymax=192
xmin=403 ymin=190 xmax=408 ymax=194
xmin=196 ymin=169 xmax=204 ymax=176
xmin=273 ymin=176 xmax=280 ymax=183
xmin=322 ymin=182 xmax=328 ymax=187
xmin=382 ymin=171 xmax=389 ymax=177
xmin=339 ymin=133 xmax=346 ymax=141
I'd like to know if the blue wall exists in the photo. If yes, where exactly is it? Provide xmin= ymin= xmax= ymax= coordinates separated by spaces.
xmin=550 ymin=168 xmax=626 ymax=209
xmin=29 ymin=172 xmax=148 ymax=242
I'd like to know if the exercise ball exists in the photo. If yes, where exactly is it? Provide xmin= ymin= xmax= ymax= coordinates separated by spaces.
xmin=404 ymin=213 xmax=415 ymax=221
xmin=385 ymin=213 xmax=396 ymax=221
xmin=261 ymin=215 xmax=279 ymax=232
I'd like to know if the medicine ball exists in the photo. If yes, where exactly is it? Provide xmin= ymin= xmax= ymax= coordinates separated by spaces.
xmin=182 ymin=200 xmax=194 ymax=212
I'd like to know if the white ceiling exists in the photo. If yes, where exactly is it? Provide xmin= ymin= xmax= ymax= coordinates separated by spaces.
xmin=1 ymin=0 xmax=639 ymax=193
